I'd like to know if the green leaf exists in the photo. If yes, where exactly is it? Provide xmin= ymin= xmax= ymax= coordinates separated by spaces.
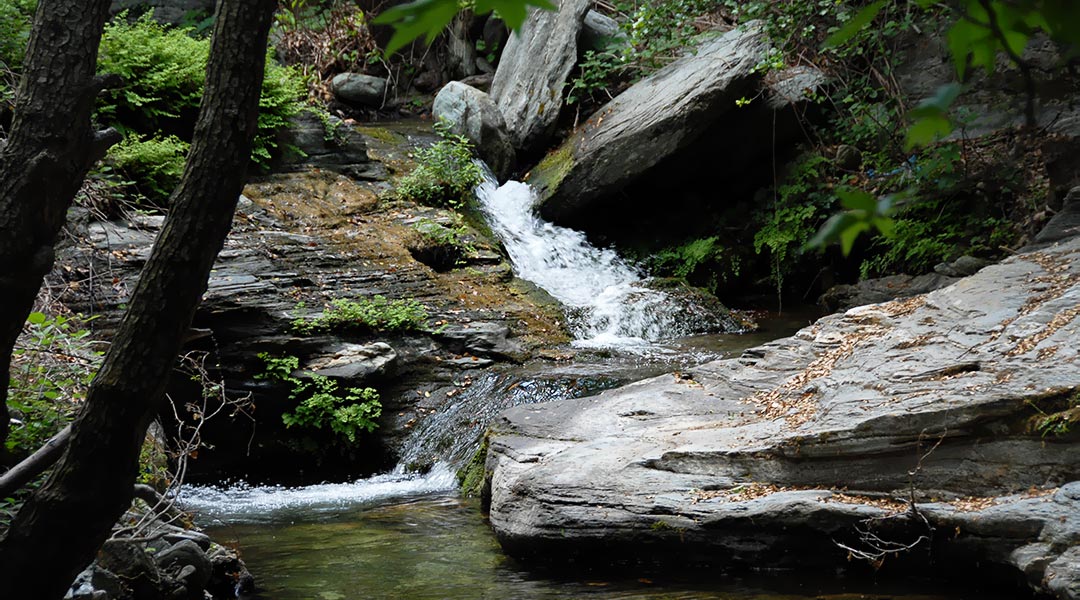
xmin=822 ymin=0 xmax=886 ymax=50
xmin=905 ymin=112 xmax=952 ymax=150
xmin=836 ymin=187 xmax=877 ymax=213
xmin=839 ymin=221 xmax=871 ymax=256
xmin=27 ymin=312 xmax=46 ymax=325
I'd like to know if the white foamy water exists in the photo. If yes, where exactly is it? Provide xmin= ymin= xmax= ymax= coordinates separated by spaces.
xmin=180 ymin=465 xmax=457 ymax=524
xmin=476 ymin=175 xmax=685 ymax=348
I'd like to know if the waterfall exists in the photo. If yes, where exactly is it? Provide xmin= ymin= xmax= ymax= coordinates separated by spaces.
xmin=475 ymin=174 xmax=687 ymax=348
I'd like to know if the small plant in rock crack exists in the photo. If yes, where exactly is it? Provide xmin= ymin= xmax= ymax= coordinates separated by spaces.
xmin=292 ymin=296 xmax=428 ymax=334
xmin=256 ymin=353 xmax=382 ymax=442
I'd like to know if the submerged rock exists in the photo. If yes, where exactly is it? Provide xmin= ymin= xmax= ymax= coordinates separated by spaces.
xmin=490 ymin=0 xmax=591 ymax=153
xmin=484 ymin=236 xmax=1080 ymax=598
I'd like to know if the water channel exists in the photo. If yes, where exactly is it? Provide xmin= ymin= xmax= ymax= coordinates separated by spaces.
xmin=182 ymin=177 xmax=1011 ymax=599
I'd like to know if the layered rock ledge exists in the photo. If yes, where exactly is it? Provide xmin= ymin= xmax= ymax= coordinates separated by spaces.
xmin=484 ymin=237 xmax=1080 ymax=598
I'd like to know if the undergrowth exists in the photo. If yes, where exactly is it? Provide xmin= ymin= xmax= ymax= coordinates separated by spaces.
xmin=257 ymin=353 xmax=382 ymax=443
xmin=292 ymin=296 xmax=428 ymax=334
xmin=395 ymin=120 xmax=483 ymax=209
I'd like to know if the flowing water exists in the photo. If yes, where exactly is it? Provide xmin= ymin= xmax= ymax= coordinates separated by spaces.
xmin=475 ymin=175 xmax=713 ymax=348
xmin=184 ymin=178 xmax=989 ymax=599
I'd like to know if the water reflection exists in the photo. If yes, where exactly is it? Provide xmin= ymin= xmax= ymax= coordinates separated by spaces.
xmin=203 ymin=495 xmax=991 ymax=600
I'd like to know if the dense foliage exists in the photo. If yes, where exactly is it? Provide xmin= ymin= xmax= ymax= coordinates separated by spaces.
xmin=94 ymin=13 xmax=307 ymax=204
xmin=257 ymin=353 xmax=382 ymax=443
xmin=395 ymin=120 xmax=484 ymax=209
xmin=292 ymin=296 xmax=429 ymax=334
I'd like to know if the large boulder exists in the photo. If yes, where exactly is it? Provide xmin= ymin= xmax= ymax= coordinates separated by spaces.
xmin=484 ymin=236 xmax=1080 ymax=598
xmin=489 ymin=0 xmax=592 ymax=153
xmin=331 ymin=73 xmax=388 ymax=108
xmin=528 ymin=25 xmax=768 ymax=222
xmin=432 ymin=82 xmax=516 ymax=179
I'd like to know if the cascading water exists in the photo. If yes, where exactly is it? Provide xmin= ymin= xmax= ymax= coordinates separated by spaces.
xmin=475 ymin=173 xmax=691 ymax=348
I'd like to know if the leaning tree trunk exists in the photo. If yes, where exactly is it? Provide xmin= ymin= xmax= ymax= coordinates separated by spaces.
xmin=0 ymin=1 xmax=276 ymax=596
xmin=0 ymin=0 xmax=116 ymax=459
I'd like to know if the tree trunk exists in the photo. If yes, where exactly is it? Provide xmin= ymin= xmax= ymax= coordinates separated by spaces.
xmin=0 ymin=1 xmax=276 ymax=597
xmin=0 ymin=0 xmax=116 ymax=457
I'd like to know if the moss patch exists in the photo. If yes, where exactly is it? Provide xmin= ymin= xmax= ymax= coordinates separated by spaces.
xmin=457 ymin=437 xmax=489 ymax=497
xmin=526 ymin=140 xmax=576 ymax=199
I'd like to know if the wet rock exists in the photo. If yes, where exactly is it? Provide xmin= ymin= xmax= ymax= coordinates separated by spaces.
xmin=485 ymin=237 xmax=1080 ymax=598
xmin=436 ymin=322 xmax=524 ymax=361
xmin=207 ymin=544 xmax=254 ymax=598
xmin=818 ymin=272 xmax=957 ymax=312
xmin=96 ymin=540 xmax=160 ymax=599
xmin=274 ymin=110 xmax=378 ymax=180
xmin=304 ymin=342 xmax=397 ymax=380
xmin=530 ymin=26 xmax=767 ymax=222
xmin=643 ymin=279 xmax=752 ymax=335
xmin=432 ymin=82 xmax=516 ymax=179
xmin=331 ymin=73 xmax=388 ymax=108
xmin=66 ymin=566 xmax=121 ymax=600
xmin=155 ymin=539 xmax=212 ymax=594
xmin=490 ymin=0 xmax=592 ymax=153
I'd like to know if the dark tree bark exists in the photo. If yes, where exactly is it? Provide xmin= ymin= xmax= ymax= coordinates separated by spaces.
xmin=0 ymin=1 xmax=277 ymax=597
xmin=0 ymin=0 xmax=116 ymax=459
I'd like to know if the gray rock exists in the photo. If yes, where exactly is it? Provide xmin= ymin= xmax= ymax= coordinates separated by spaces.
xmin=304 ymin=342 xmax=397 ymax=380
xmin=436 ymin=322 xmax=523 ymax=361
xmin=764 ymin=64 xmax=828 ymax=110
xmin=819 ymin=272 xmax=957 ymax=312
xmin=331 ymin=73 xmax=388 ymax=108
xmin=580 ymin=10 xmax=624 ymax=52
xmin=154 ymin=539 xmax=212 ymax=593
xmin=934 ymin=255 xmax=993 ymax=277
xmin=490 ymin=0 xmax=592 ymax=153
xmin=530 ymin=26 xmax=767 ymax=222
xmin=433 ymin=82 xmax=516 ymax=179
xmin=275 ymin=110 xmax=374 ymax=179
xmin=485 ymin=237 xmax=1080 ymax=598
xmin=1030 ymin=186 xmax=1080 ymax=249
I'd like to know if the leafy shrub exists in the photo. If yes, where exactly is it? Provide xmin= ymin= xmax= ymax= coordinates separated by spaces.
xmin=293 ymin=296 xmax=428 ymax=334
xmin=257 ymin=353 xmax=382 ymax=443
xmin=6 ymin=312 xmax=101 ymax=458
xmin=95 ymin=13 xmax=307 ymax=188
xmin=105 ymin=134 xmax=190 ymax=203
xmin=395 ymin=120 xmax=483 ymax=209
xmin=646 ymin=236 xmax=741 ymax=296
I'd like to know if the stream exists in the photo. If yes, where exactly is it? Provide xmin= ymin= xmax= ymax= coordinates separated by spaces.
xmin=181 ymin=177 xmax=999 ymax=599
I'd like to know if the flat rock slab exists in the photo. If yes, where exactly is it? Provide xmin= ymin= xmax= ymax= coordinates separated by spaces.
xmin=528 ymin=25 xmax=767 ymax=222
xmin=485 ymin=237 xmax=1080 ymax=598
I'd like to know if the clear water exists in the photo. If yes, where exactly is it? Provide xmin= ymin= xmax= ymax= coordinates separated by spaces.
xmin=475 ymin=176 xmax=697 ymax=348
xmin=197 ymin=492 xmax=1001 ymax=600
